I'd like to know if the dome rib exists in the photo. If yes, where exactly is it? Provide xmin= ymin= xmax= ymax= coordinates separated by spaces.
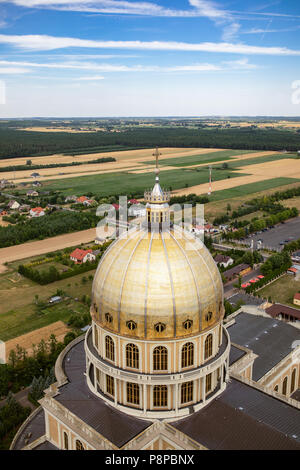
xmin=161 ymin=231 xmax=177 ymax=337
xmin=144 ymin=230 xmax=154 ymax=338
xmin=180 ymin=229 xmax=219 ymax=314
xmin=117 ymin=229 xmax=147 ymax=332
xmin=167 ymin=229 xmax=202 ymax=331
xmin=97 ymin=228 xmax=139 ymax=322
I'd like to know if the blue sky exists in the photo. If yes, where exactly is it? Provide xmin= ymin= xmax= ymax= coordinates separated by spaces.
xmin=0 ymin=0 xmax=299 ymax=117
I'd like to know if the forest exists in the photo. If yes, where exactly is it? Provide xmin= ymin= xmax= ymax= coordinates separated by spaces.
xmin=0 ymin=125 xmax=300 ymax=159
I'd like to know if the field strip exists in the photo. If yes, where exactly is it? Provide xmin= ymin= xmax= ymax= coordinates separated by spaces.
xmin=234 ymin=158 xmax=300 ymax=179
xmin=2 ymin=150 xmax=279 ymax=182
xmin=0 ymin=227 xmax=96 ymax=273
xmin=0 ymin=147 xmax=206 ymax=167
xmin=171 ymin=172 xmax=300 ymax=197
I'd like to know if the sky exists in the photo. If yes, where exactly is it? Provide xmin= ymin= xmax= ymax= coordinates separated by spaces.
xmin=0 ymin=0 xmax=299 ymax=117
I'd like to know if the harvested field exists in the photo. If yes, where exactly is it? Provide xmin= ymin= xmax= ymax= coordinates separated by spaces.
xmin=0 ymin=321 xmax=70 ymax=363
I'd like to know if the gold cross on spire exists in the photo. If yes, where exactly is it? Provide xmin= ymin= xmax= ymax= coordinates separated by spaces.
xmin=153 ymin=146 xmax=161 ymax=170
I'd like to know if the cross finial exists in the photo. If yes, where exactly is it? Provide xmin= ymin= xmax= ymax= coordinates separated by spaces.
xmin=153 ymin=146 xmax=161 ymax=170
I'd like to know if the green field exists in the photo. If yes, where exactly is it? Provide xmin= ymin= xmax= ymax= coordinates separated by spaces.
xmin=207 ymin=177 xmax=300 ymax=202
xmin=144 ymin=149 xmax=259 ymax=167
xmin=259 ymin=274 xmax=300 ymax=308
xmin=0 ymin=299 xmax=89 ymax=342
xmin=43 ymin=167 xmax=247 ymax=196
xmin=219 ymin=153 xmax=298 ymax=170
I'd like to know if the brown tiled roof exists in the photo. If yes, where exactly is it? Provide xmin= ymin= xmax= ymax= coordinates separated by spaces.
xmin=266 ymin=303 xmax=300 ymax=320
xmin=223 ymin=263 xmax=250 ymax=279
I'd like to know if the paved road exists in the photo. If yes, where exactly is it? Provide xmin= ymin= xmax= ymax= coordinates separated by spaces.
xmin=224 ymin=267 xmax=261 ymax=298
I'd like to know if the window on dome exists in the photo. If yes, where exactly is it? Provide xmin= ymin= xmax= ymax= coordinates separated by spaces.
xmin=75 ymin=440 xmax=85 ymax=450
xmin=291 ymin=368 xmax=296 ymax=394
xmin=127 ymin=382 xmax=140 ymax=405
xmin=63 ymin=432 xmax=69 ymax=450
xmin=205 ymin=373 xmax=212 ymax=394
xmin=105 ymin=312 xmax=113 ymax=323
xmin=93 ymin=303 xmax=98 ymax=313
xmin=154 ymin=322 xmax=166 ymax=333
xmin=105 ymin=336 xmax=115 ymax=362
xmin=183 ymin=319 xmax=193 ymax=330
xmin=153 ymin=385 xmax=168 ymax=407
xmin=181 ymin=381 xmax=193 ymax=404
xmin=204 ymin=334 xmax=213 ymax=360
xmin=126 ymin=343 xmax=139 ymax=369
xmin=153 ymin=346 xmax=168 ymax=371
xmin=106 ymin=374 xmax=114 ymax=397
xmin=126 ymin=320 xmax=137 ymax=331
xmin=205 ymin=312 xmax=213 ymax=322
xmin=181 ymin=342 xmax=194 ymax=368
xmin=274 ymin=385 xmax=279 ymax=392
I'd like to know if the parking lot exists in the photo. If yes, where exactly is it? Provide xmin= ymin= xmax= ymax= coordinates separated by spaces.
xmin=242 ymin=217 xmax=300 ymax=251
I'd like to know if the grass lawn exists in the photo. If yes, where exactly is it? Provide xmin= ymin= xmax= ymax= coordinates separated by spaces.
xmin=0 ymin=299 xmax=89 ymax=342
xmin=207 ymin=178 xmax=300 ymax=202
xmin=259 ymin=274 xmax=300 ymax=308
xmin=42 ymin=167 xmax=246 ymax=197
xmin=144 ymin=149 xmax=258 ymax=167
xmin=0 ymin=269 xmax=95 ymax=316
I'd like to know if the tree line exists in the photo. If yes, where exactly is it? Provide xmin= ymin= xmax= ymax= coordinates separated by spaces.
xmin=0 ymin=156 xmax=116 ymax=173
xmin=0 ymin=126 xmax=300 ymax=159
xmin=0 ymin=210 xmax=100 ymax=248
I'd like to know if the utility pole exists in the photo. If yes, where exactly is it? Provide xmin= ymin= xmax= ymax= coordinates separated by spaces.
xmin=207 ymin=165 xmax=212 ymax=195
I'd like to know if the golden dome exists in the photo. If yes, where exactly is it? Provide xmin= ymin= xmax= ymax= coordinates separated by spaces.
xmin=91 ymin=224 xmax=224 ymax=340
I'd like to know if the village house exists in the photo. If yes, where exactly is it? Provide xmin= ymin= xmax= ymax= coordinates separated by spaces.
xmin=128 ymin=203 xmax=146 ymax=217
xmin=294 ymin=293 xmax=300 ymax=307
xmin=287 ymin=264 xmax=300 ymax=276
xmin=76 ymin=196 xmax=89 ymax=204
xmin=70 ymin=248 xmax=96 ymax=264
xmin=7 ymin=200 xmax=20 ymax=210
xmin=214 ymin=254 xmax=234 ymax=269
xmin=83 ymin=199 xmax=96 ymax=207
xmin=0 ymin=209 xmax=8 ymax=216
xmin=19 ymin=204 xmax=31 ymax=212
xmin=65 ymin=195 xmax=77 ymax=203
xmin=27 ymin=190 xmax=39 ymax=197
xmin=30 ymin=207 xmax=45 ymax=217
xmin=223 ymin=263 xmax=251 ymax=282
xmin=266 ymin=303 xmax=300 ymax=324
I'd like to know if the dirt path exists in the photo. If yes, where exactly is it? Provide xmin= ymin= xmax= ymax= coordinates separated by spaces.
xmin=0 ymin=228 xmax=97 ymax=273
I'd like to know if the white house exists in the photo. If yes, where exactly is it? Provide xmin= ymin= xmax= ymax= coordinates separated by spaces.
xmin=7 ymin=200 xmax=20 ymax=210
xmin=30 ymin=207 xmax=45 ymax=217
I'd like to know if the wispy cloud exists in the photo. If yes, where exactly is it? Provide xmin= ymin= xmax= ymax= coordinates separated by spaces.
xmin=0 ymin=58 xmax=259 ymax=74
xmin=0 ymin=34 xmax=299 ymax=56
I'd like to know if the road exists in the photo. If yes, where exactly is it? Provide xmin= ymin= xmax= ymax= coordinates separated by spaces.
xmin=0 ymin=386 xmax=36 ymax=411
xmin=224 ymin=267 xmax=262 ymax=299
xmin=0 ymin=227 xmax=97 ymax=273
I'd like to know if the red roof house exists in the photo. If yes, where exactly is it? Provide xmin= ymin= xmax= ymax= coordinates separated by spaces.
xmin=70 ymin=248 xmax=96 ymax=264
xmin=76 ymin=196 xmax=89 ymax=204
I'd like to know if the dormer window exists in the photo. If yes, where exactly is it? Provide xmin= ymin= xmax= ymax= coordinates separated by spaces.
xmin=105 ymin=312 xmax=113 ymax=323
xmin=154 ymin=322 xmax=166 ymax=333
xmin=205 ymin=312 xmax=213 ymax=322
xmin=126 ymin=320 xmax=137 ymax=331
xmin=183 ymin=319 xmax=193 ymax=330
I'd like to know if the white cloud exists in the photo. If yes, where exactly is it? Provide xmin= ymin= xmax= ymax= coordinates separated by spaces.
xmin=0 ymin=66 xmax=30 ymax=73
xmin=0 ymin=34 xmax=299 ymax=56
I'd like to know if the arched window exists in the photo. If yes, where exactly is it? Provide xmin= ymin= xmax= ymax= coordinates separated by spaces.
xmin=205 ymin=312 xmax=212 ymax=322
xmin=282 ymin=376 xmax=288 ymax=396
xmin=94 ymin=325 xmax=98 ymax=349
xmin=105 ymin=335 xmax=115 ymax=362
xmin=204 ymin=334 xmax=213 ymax=360
xmin=274 ymin=385 xmax=279 ymax=392
xmin=181 ymin=342 xmax=194 ymax=369
xmin=153 ymin=346 xmax=168 ymax=371
xmin=153 ymin=385 xmax=168 ymax=407
xmin=205 ymin=373 xmax=212 ymax=394
xmin=183 ymin=319 xmax=193 ymax=330
xmin=126 ymin=343 xmax=139 ymax=369
xmin=127 ymin=382 xmax=140 ymax=405
xmin=63 ymin=432 xmax=69 ymax=450
xmin=106 ymin=375 xmax=114 ymax=397
xmin=181 ymin=381 xmax=193 ymax=404
xmin=105 ymin=312 xmax=112 ymax=323
xmin=75 ymin=440 xmax=85 ymax=450
xmin=291 ymin=369 xmax=297 ymax=394
xmin=154 ymin=322 xmax=166 ymax=333
xmin=126 ymin=320 xmax=137 ymax=331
